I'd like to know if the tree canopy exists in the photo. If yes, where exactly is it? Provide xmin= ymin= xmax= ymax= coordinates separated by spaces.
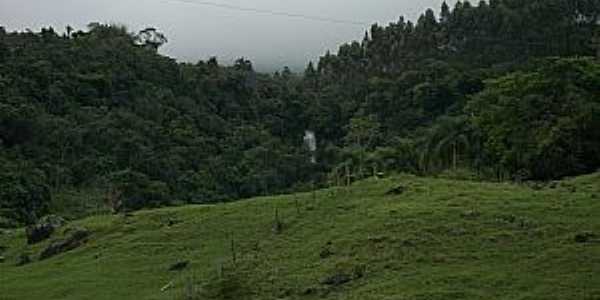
xmin=1 ymin=1 xmax=599 ymax=224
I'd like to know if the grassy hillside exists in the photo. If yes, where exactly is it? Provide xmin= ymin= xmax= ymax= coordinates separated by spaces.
xmin=1 ymin=174 xmax=599 ymax=300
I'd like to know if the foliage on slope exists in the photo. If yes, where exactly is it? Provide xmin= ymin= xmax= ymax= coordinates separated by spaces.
xmin=1 ymin=0 xmax=599 ymax=224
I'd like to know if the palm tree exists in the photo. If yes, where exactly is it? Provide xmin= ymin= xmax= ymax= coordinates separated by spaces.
xmin=65 ymin=25 xmax=73 ymax=38
xmin=421 ymin=116 xmax=476 ymax=173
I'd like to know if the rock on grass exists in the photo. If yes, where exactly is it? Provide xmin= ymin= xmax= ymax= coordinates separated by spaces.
xmin=168 ymin=260 xmax=189 ymax=271
xmin=26 ymin=215 xmax=66 ymax=245
xmin=574 ymin=232 xmax=596 ymax=244
xmin=321 ymin=273 xmax=352 ymax=286
xmin=385 ymin=185 xmax=407 ymax=196
xmin=39 ymin=228 xmax=90 ymax=260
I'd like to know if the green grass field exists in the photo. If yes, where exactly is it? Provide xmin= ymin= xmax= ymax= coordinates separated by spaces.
xmin=1 ymin=173 xmax=599 ymax=300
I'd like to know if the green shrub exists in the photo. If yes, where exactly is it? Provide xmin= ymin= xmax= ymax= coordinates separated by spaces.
xmin=0 ymin=158 xmax=51 ymax=225
xmin=107 ymin=170 xmax=170 ymax=212
xmin=437 ymin=168 xmax=480 ymax=181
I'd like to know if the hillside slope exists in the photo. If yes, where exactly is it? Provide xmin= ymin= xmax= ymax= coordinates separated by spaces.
xmin=1 ymin=174 xmax=600 ymax=300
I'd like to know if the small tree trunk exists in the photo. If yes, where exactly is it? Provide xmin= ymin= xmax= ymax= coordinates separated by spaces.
xmin=345 ymin=164 xmax=351 ymax=194
xmin=230 ymin=236 xmax=236 ymax=264
xmin=345 ymin=165 xmax=350 ymax=187
xmin=372 ymin=164 xmax=377 ymax=179
xmin=453 ymin=142 xmax=457 ymax=171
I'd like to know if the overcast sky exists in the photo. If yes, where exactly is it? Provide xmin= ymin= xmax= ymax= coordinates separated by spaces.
xmin=0 ymin=0 xmax=454 ymax=71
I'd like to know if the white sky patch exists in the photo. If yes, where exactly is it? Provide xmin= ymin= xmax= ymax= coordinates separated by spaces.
xmin=0 ymin=0 xmax=456 ymax=71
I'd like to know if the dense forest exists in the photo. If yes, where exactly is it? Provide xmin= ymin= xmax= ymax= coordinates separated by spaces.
xmin=1 ymin=0 xmax=599 ymax=226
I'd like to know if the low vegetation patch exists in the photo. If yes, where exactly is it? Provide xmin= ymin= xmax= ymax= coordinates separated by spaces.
xmin=0 ymin=174 xmax=599 ymax=299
